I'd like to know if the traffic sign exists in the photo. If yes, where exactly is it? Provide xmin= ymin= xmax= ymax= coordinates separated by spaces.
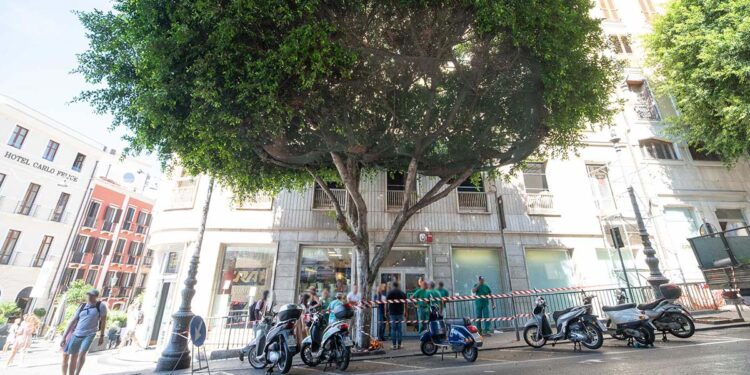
xmin=189 ymin=316 xmax=207 ymax=347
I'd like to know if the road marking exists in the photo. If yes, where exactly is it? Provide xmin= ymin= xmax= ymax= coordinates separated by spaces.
xmin=578 ymin=359 xmax=605 ymax=364
xmin=364 ymin=360 xmax=426 ymax=369
xmin=481 ymin=358 xmax=511 ymax=362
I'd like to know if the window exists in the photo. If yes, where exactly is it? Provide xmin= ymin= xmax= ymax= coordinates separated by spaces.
xmin=629 ymin=81 xmax=661 ymax=121
xmin=586 ymin=164 xmax=617 ymax=213
xmin=608 ymin=34 xmax=633 ymax=54
xmin=212 ymin=245 xmax=277 ymax=315
xmin=456 ymin=175 xmax=488 ymax=212
xmin=114 ymin=239 xmax=126 ymax=254
xmin=83 ymin=201 xmax=101 ymax=228
xmin=72 ymin=235 xmax=88 ymax=253
xmin=72 ymin=153 xmax=86 ymax=172
xmin=598 ymin=0 xmax=619 ymax=21
xmin=85 ymin=269 xmax=99 ymax=286
xmin=386 ymin=172 xmax=418 ymax=210
xmin=523 ymin=162 xmax=549 ymax=194
xmin=298 ymin=247 xmax=352 ymax=295
xmin=17 ymin=183 xmax=41 ymax=215
xmin=664 ymin=208 xmax=704 ymax=281
xmin=165 ymin=252 xmax=179 ymax=274
xmin=451 ymin=248 xmax=502 ymax=297
xmin=7 ymin=125 xmax=29 ymax=149
xmin=93 ymin=238 xmax=107 ymax=254
xmin=101 ymin=206 xmax=121 ymax=232
xmin=312 ymin=181 xmax=346 ymax=210
xmin=638 ymin=0 xmax=658 ymax=22
xmin=0 ymin=173 xmax=5 ymax=191
xmin=639 ymin=139 xmax=677 ymax=160
xmin=43 ymin=140 xmax=60 ymax=161
xmin=51 ymin=193 xmax=70 ymax=222
xmin=716 ymin=209 xmax=748 ymax=234
xmin=526 ymin=249 xmax=574 ymax=289
xmin=0 ymin=230 xmax=21 ymax=265
xmin=689 ymin=145 xmax=722 ymax=162
xmin=169 ymin=168 xmax=198 ymax=209
xmin=135 ymin=211 xmax=152 ymax=234
xmin=122 ymin=207 xmax=136 ymax=230
xmin=128 ymin=241 xmax=140 ymax=257
xmin=33 ymin=235 xmax=54 ymax=267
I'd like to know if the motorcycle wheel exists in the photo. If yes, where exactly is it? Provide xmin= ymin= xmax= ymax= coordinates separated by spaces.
xmin=523 ymin=325 xmax=547 ymax=348
xmin=420 ymin=340 xmax=438 ymax=356
xmin=246 ymin=345 xmax=266 ymax=370
xmin=334 ymin=336 xmax=351 ymax=371
xmin=634 ymin=326 xmax=655 ymax=346
xmin=666 ymin=312 xmax=695 ymax=339
xmin=276 ymin=337 xmax=293 ymax=374
xmin=581 ymin=322 xmax=604 ymax=350
xmin=462 ymin=346 xmax=478 ymax=362
xmin=300 ymin=342 xmax=319 ymax=367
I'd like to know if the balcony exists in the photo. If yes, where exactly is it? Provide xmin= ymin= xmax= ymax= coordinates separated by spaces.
xmin=70 ymin=252 xmax=85 ymax=264
xmin=313 ymin=188 xmax=347 ymax=210
xmin=525 ymin=191 xmax=556 ymax=215
xmin=49 ymin=209 xmax=71 ymax=224
xmin=457 ymin=191 xmax=488 ymax=213
xmin=386 ymin=190 xmax=418 ymax=211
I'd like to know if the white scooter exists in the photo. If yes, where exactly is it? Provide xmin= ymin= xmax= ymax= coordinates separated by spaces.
xmin=603 ymin=295 xmax=656 ymax=347
xmin=616 ymin=284 xmax=695 ymax=342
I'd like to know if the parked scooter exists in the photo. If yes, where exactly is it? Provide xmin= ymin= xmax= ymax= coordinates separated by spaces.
xmin=615 ymin=285 xmax=695 ymax=341
xmin=603 ymin=294 xmax=656 ymax=347
xmin=239 ymin=303 xmax=302 ymax=374
xmin=300 ymin=303 xmax=355 ymax=371
xmin=420 ymin=306 xmax=483 ymax=362
xmin=523 ymin=295 xmax=605 ymax=351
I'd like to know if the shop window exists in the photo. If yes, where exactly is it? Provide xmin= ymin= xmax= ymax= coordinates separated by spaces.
xmin=213 ymin=245 xmax=276 ymax=315
xmin=43 ymin=140 xmax=60 ymax=161
xmin=715 ymin=209 xmax=749 ymax=235
xmin=382 ymin=249 xmax=426 ymax=268
xmin=72 ymin=153 xmax=86 ymax=172
xmin=639 ymin=139 xmax=677 ymax=160
xmin=7 ymin=125 xmax=29 ymax=149
xmin=525 ymin=249 xmax=574 ymax=289
xmin=0 ymin=230 xmax=22 ymax=265
xmin=451 ymin=248 xmax=502 ymax=297
xmin=299 ymin=247 xmax=352 ymax=295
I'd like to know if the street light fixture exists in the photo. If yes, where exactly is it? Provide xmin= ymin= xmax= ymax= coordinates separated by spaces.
xmin=609 ymin=131 xmax=669 ymax=298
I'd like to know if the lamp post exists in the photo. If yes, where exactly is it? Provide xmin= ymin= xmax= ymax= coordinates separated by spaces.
xmin=610 ymin=133 xmax=669 ymax=297
xmin=156 ymin=177 xmax=215 ymax=371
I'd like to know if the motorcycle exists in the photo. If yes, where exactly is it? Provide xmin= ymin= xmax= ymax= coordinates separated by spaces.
xmin=420 ymin=305 xmax=483 ymax=362
xmin=300 ymin=303 xmax=354 ymax=371
xmin=523 ymin=295 xmax=605 ymax=351
xmin=617 ymin=285 xmax=695 ymax=342
xmin=239 ymin=303 xmax=302 ymax=374
xmin=603 ymin=294 xmax=656 ymax=347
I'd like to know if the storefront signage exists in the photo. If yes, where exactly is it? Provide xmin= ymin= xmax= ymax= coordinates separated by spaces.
xmin=232 ymin=267 xmax=267 ymax=286
xmin=4 ymin=150 xmax=79 ymax=182
xmin=418 ymin=232 xmax=433 ymax=243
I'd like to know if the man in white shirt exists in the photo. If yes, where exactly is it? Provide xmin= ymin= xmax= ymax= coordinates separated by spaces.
xmin=346 ymin=285 xmax=361 ymax=304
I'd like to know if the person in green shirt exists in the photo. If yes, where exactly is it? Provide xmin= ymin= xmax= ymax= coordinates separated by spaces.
xmin=436 ymin=281 xmax=450 ymax=314
xmin=412 ymin=279 xmax=430 ymax=333
xmin=320 ymin=288 xmax=332 ymax=322
xmin=472 ymin=276 xmax=495 ymax=336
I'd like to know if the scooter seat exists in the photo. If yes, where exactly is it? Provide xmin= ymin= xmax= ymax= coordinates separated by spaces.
xmin=445 ymin=318 xmax=465 ymax=327
xmin=552 ymin=307 xmax=574 ymax=322
xmin=637 ymin=298 xmax=665 ymax=311
xmin=602 ymin=303 xmax=636 ymax=312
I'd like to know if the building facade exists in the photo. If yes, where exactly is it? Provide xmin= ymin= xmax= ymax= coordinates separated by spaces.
xmin=55 ymin=179 xmax=154 ymax=311
xmin=139 ymin=0 xmax=750 ymax=348
xmin=0 ymin=95 xmax=103 ymax=312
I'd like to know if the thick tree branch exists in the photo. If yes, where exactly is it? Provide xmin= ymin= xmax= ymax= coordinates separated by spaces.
xmin=306 ymin=167 xmax=360 ymax=245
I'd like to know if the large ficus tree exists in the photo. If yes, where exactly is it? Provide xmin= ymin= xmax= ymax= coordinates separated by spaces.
xmin=646 ymin=0 xmax=750 ymax=162
xmin=76 ymin=0 xmax=617 ymax=333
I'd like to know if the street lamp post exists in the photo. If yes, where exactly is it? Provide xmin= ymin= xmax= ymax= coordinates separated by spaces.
xmin=610 ymin=134 xmax=669 ymax=298
xmin=156 ymin=177 xmax=215 ymax=371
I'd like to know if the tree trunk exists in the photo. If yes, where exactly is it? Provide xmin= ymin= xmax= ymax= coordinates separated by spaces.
xmin=355 ymin=244 xmax=371 ymax=349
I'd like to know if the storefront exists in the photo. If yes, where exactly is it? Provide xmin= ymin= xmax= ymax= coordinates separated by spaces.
xmin=212 ymin=245 xmax=276 ymax=317
xmin=451 ymin=247 xmax=503 ymax=297
xmin=298 ymin=247 xmax=353 ymax=296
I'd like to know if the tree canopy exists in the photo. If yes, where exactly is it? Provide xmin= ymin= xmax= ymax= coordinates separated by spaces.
xmin=646 ymin=0 xmax=750 ymax=162
xmin=76 ymin=0 xmax=617 ymax=292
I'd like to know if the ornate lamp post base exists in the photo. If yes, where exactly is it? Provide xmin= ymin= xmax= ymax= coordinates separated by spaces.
xmin=155 ymin=310 xmax=194 ymax=371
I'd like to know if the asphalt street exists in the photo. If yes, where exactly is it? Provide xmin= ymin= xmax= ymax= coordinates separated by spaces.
xmin=206 ymin=327 xmax=750 ymax=375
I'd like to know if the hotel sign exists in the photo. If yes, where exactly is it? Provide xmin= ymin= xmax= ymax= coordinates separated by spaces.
xmin=4 ymin=150 xmax=79 ymax=182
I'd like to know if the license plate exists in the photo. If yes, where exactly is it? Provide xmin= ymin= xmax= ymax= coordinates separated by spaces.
xmin=471 ymin=333 xmax=482 ymax=341
xmin=343 ymin=337 xmax=354 ymax=347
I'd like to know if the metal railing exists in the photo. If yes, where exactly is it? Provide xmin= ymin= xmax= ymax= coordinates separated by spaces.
xmin=203 ymin=313 xmax=257 ymax=353
xmin=312 ymin=188 xmax=347 ymax=210
xmin=386 ymin=190 xmax=418 ymax=210
xmin=525 ymin=191 xmax=554 ymax=212
xmin=457 ymin=191 xmax=488 ymax=212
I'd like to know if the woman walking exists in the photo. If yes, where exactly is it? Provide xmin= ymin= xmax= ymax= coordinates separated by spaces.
xmin=5 ymin=315 xmax=40 ymax=366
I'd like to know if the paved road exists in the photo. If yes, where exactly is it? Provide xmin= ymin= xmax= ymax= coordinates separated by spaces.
xmin=208 ymin=327 xmax=750 ymax=375
xmin=4 ymin=327 xmax=749 ymax=374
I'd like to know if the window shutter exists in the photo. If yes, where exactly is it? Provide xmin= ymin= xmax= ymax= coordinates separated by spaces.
xmin=104 ymin=240 xmax=113 ymax=255
xmin=84 ymin=237 xmax=95 ymax=253
xmin=145 ymin=213 xmax=152 ymax=226
xmin=114 ymin=209 xmax=123 ymax=223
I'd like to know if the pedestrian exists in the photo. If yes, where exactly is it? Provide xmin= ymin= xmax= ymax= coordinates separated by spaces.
xmin=472 ymin=276 xmax=495 ymax=336
xmin=436 ymin=281 xmax=450 ymax=313
xmin=307 ymin=286 xmax=321 ymax=308
xmin=121 ymin=303 xmax=143 ymax=349
xmin=328 ymin=293 xmax=346 ymax=325
xmin=60 ymin=288 xmax=107 ymax=375
xmin=250 ymin=290 xmax=270 ymax=322
xmin=1 ymin=318 xmax=21 ymax=354
xmin=5 ymin=314 xmax=39 ymax=366
xmin=106 ymin=322 xmax=121 ymax=349
xmin=346 ymin=285 xmax=361 ymax=305
xmin=386 ymin=282 xmax=407 ymax=350
xmin=373 ymin=283 xmax=388 ymax=341
xmin=320 ymin=288 xmax=332 ymax=322
xmin=412 ymin=279 xmax=430 ymax=333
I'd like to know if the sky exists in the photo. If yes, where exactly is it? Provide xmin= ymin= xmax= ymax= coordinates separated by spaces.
xmin=0 ymin=0 xmax=153 ymax=162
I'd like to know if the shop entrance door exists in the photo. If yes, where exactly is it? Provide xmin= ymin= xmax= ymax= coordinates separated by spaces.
xmin=379 ymin=268 xmax=426 ymax=335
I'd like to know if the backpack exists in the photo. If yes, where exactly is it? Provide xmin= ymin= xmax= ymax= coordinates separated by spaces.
xmin=77 ymin=301 xmax=103 ymax=318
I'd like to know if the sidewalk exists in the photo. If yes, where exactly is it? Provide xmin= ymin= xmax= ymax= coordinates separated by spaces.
xmin=114 ymin=307 xmax=749 ymax=375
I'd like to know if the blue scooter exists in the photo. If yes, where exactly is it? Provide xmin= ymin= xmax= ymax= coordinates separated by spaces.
xmin=419 ymin=306 xmax=482 ymax=362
